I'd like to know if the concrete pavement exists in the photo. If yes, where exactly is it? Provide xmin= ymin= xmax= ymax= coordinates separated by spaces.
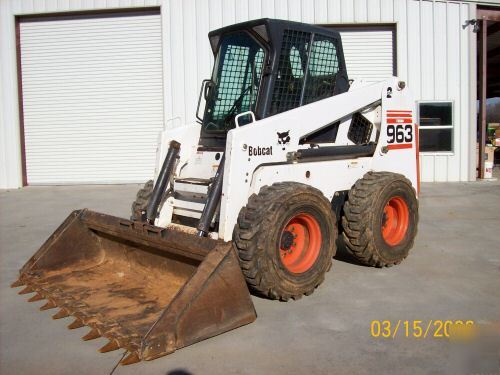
xmin=1 ymin=181 xmax=499 ymax=374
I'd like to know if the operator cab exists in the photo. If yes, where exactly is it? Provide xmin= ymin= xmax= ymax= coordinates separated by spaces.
xmin=197 ymin=18 xmax=349 ymax=148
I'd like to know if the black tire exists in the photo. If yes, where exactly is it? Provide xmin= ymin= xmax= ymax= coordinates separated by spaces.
xmin=130 ymin=180 xmax=153 ymax=221
xmin=233 ymin=182 xmax=337 ymax=301
xmin=341 ymin=172 xmax=418 ymax=267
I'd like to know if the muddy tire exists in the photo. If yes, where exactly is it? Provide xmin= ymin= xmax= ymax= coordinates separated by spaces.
xmin=233 ymin=183 xmax=337 ymax=301
xmin=131 ymin=180 xmax=153 ymax=221
xmin=341 ymin=172 xmax=418 ymax=267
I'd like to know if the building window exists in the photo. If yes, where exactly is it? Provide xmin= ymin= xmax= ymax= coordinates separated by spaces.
xmin=418 ymin=101 xmax=453 ymax=152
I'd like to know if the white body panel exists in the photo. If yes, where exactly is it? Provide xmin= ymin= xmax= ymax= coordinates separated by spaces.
xmin=154 ymin=77 xmax=417 ymax=242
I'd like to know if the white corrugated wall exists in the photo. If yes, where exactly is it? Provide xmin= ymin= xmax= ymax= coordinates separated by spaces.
xmin=0 ymin=0 xmax=480 ymax=187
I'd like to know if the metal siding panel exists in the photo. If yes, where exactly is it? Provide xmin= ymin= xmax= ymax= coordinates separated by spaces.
xmin=394 ymin=0 xmax=407 ymax=80
xmin=354 ymin=0 xmax=367 ymax=22
xmin=447 ymin=2 xmax=462 ymax=182
xmin=118 ymin=0 xmax=133 ymax=7
xmin=275 ymin=0 xmax=288 ymax=19
xmin=93 ymin=0 xmax=108 ymax=8
xmin=58 ymin=0 xmax=71 ymax=11
xmin=380 ymin=0 xmax=393 ymax=22
xmin=459 ymin=2 xmax=471 ymax=181
xmin=434 ymin=155 xmax=448 ymax=182
xmin=209 ymin=0 xmax=223 ymax=30
xmin=20 ymin=13 xmax=164 ymax=184
xmin=269 ymin=0 xmax=281 ymax=18
xmin=82 ymin=0 xmax=95 ymax=9
xmin=367 ymin=0 xmax=381 ymax=22
xmin=288 ymin=0 xmax=302 ymax=21
xmin=196 ymin=0 xmax=212 ymax=94
xmin=183 ymin=0 xmax=198 ymax=125
xmin=420 ymin=154 xmax=434 ymax=182
xmin=248 ymin=0 xmax=262 ymax=19
xmin=314 ymin=0 xmax=328 ymax=23
xmin=327 ymin=0 xmax=341 ymax=23
xmin=222 ymin=0 xmax=236 ymax=26
xmin=261 ymin=0 xmax=275 ymax=17
xmin=434 ymin=1 xmax=447 ymax=100
xmin=406 ymin=0 xmax=420 ymax=99
xmin=106 ymin=0 xmax=121 ymax=7
xmin=34 ymin=1 xmax=47 ymax=12
xmin=21 ymin=0 xmax=35 ymax=13
xmin=161 ymin=4 xmax=173 ymax=122
xmin=420 ymin=0 xmax=434 ymax=100
xmin=0 ymin=0 xmax=23 ymax=188
xmin=235 ymin=0 xmax=249 ymax=21
xmin=170 ymin=0 xmax=185 ymax=124
xmin=340 ymin=0 xmax=354 ymax=22
xmin=301 ymin=0 xmax=314 ymax=22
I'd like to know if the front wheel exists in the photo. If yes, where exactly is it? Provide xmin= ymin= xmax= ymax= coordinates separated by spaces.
xmin=341 ymin=172 xmax=418 ymax=267
xmin=234 ymin=183 xmax=337 ymax=301
xmin=130 ymin=180 xmax=153 ymax=221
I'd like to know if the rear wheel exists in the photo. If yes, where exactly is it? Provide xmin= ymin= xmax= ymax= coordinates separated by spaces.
xmin=131 ymin=180 xmax=153 ymax=221
xmin=341 ymin=172 xmax=418 ymax=267
xmin=234 ymin=183 xmax=336 ymax=301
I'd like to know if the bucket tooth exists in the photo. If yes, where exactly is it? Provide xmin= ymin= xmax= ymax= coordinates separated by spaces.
xmin=68 ymin=318 xmax=85 ymax=329
xmin=28 ymin=293 xmax=44 ymax=302
xmin=40 ymin=300 xmax=56 ymax=311
xmin=18 ymin=286 xmax=34 ymax=295
xmin=52 ymin=308 xmax=69 ymax=319
xmin=82 ymin=328 xmax=101 ymax=341
xmin=121 ymin=352 xmax=140 ymax=365
xmin=11 ymin=279 xmax=24 ymax=288
xmin=99 ymin=339 xmax=119 ymax=353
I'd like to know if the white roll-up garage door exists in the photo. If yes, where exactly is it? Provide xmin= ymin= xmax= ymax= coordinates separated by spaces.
xmin=328 ymin=26 xmax=396 ymax=84
xmin=20 ymin=10 xmax=163 ymax=184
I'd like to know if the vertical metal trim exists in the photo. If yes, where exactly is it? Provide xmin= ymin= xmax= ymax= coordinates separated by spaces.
xmin=299 ymin=32 xmax=314 ymax=106
xmin=15 ymin=17 xmax=28 ymax=187
xmin=468 ymin=3 xmax=478 ymax=181
xmin=478 ymin=18 xmax=487 ymax=179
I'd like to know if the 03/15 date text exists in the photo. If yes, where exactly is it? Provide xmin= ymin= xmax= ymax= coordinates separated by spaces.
xmin=370 ymin=320 xmax=475 ymax=339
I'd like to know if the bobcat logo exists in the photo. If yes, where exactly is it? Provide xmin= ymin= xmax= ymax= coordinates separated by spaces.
xmin=277 ymin=130 xmax=290 ymax=145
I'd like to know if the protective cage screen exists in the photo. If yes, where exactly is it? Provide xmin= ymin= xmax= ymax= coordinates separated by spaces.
xmin=270 ymin=30 xmax=340 ymax=115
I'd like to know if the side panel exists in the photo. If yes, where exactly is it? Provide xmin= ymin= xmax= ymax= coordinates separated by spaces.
xmin=250 ymin=158 xmax=373 ymax=200
xmin=371 ymin=87 xmax=418 ymax=191
xmin=219 ymin=77 xmax=417 ymax=241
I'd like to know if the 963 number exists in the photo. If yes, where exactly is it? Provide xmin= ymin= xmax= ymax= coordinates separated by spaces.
xmin=387 ymin=124 xmax=413 ymax=144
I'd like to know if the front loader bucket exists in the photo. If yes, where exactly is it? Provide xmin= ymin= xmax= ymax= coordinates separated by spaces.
xmin=11 ymin=209 xmax=256 ymax=364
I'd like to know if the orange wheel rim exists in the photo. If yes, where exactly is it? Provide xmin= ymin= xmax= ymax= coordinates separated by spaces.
xmin=381 ymin=196 xmax=409 ymax=246
xmin=279 ymin=213 xmax=322 ymax=273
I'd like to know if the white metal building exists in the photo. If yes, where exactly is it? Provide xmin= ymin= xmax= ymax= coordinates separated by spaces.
xmin=0 ymin=0 xmax=497 ymax=188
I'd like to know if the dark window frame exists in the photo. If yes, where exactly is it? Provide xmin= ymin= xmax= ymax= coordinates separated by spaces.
xmin=417 ymin=100 xmax=454 ymax=153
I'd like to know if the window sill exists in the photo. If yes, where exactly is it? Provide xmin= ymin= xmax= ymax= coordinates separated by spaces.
xmin=420 ymin=152 xmax=455 ymax=156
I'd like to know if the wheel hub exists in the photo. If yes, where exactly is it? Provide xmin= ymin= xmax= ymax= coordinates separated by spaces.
xmin=280 ymin=231 xmax=295 ymax=250
xmin=381 ymin=196 xmax=409 ymax=246
xmin=279 ymin=213 xmax=322 ymax=274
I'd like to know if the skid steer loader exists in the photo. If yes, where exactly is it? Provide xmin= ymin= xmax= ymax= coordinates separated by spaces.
xmin=12 ymin=19 xmax=419 ymax=365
